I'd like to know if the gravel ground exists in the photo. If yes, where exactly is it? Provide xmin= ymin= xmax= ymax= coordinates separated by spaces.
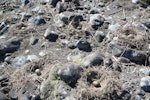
xmin=0 ymin=0 xmax=150 ymax=100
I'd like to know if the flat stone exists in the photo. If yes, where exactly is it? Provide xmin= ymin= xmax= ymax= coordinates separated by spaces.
xmin=29 ymin=37 xmax=38 ymax=45
xmin=82 ymin=52 xmax=103 ymax=67
xmin=108 ymin=23 xmax=120 ymax=31
xmin=12 ymin=56 xmax=28 ymax=67
xmin=21 ymin=12 xmax=32 ymax=21
xmin=122 ymin=50 xmax=147 ymax=65
xmin=139 ymin=68 xmax=150 ymax=76
xmin=57 ymin=62 xmax=81 ymax=84
xmin=109 ymin=44 xmax=124 ymax=57
xmin=0 ymin=22 xmax=9 ymax=35
xmin=27 ymin=55 xmax=38 ymax=62
xmin=49 ymin=0 xmax=59 ymax=7
xmin=118 ymin=57 xmax=130 ymax=63
xmin=143 ymin=20 xmax=150 ymax=29
xmin=44 ymin=28 xmax=58 ymax=42
xmin=56 ymin=2 xmax=67 ymax=13
xmin=76 ymin=39 xmax=92 ymax=52
xmin=104 ymin=58 xmax=113 ymax=67
xmin=140 ymin=76 xmax=150 ymax=92
xmin=9 ymin=89 xmax=18 ymax=100
xmin=95 ymin=31 xmax=105 ymax=43
xmin=69 ymin=14 xmax=83 ymax=28
xmin=29 ymin=16 xmax=46 ymax=25
xmin=0 ymin=92 xmax=10 ymax=100
xmin=21 ymin=0 xmax=29 ymax=6
xmin=0 ymin=37 xmax=20 ymax=61
xmin=89 ymin=14 xmax=105 ymax=30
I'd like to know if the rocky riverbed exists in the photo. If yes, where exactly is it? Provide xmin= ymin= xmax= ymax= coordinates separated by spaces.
xmin=0 ymin=0 xmax=150 ymax=100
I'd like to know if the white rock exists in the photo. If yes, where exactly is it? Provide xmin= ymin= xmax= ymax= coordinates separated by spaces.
xmin=132 ymin=0 xmax=140 ymax=3
xmin=12 ymin=56 xmax=28 ymax=67
xmin=140 ymin=76 xmax=150 ymax=92
xmin=39 ymin=51 xmax=47 ymax=56
xmin=139 ymin=68 xmax=150 ymax=76
xmin=27 ymin=55 xmax=38 ymax=62
xmin=24 ymin=50 xmax=30 ymax=54
xmin=108 ymin=23 xmax=120 ymax=31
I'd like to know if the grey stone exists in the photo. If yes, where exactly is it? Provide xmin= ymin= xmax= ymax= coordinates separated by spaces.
xmin=95 ymin=31 xmax=105 ymax=43
xmin=69 ymin=14 xmax=83 ymax=28
xmin=82 ymin=52 xmax=103 ymax=67
xmin=38 ymin=9 xmax=46 ymax=15
xmin=44 ymin=28 xmax=58 ymax=42
xmin=113 ymin=63 xmax=122 ymax=72
xmin=21 ymin=0 xmax=29 ymax=6
xmin=56 ymin=2 xmax=67 ymax=13
xmin=68 ymin=43 xmax=76 ymax=49
xmin=132 ymin=0 xmax=140 ymax=3
xmin=118 ymin=57 xmax=130 ymax=63
xmin=109 ymin=44 xmax=124 ymax=57
xmin=59 ymin=13 xmax=69 ymax=24
xmin=0 ymin=22 xmax=9 ymax=35
xmin=108 ymin=23 xmax=120 ymax=31
xmin=9 ymin=89 xmax=18 ymax=100
xmin=53 ymin=13 xmax=68 ymax=27
xmin=19 ymin=94 xmax=30 ymax=100
xmin=1 ymin=87 xmax=11 ymax=94
xmin=57 ymin=62 xmax=81 ymax=84
xmin=148 ymin=56 xmax=150 ymax=65
xmin=21 ymin=81 xmax=37 ymax=95
xmin=12 ymin=56 xmax=28 ymax=67
xmin=67 ymin=53 xmax=84 ymax=62
xmin=40 ymin=0 xmax=49 ymax=4
xmin=89 ymin=14 xmax=105 ymax=30
xmin=64 ymin=96 xmax=76 ymax=100
xmin=39 ymin=51 xmax=47 ymax=57
xmin=24 ymin=50 xmax=30 ymax=54
xmin=49 ymin=0 xmax=59 ymax=7
xmin=76 ymin=39 xmax=92 ymax=52
xmin=29 ymin=16 xmax=46 ymax=25
xmin=0 ymin=92 xmax=9 ymax=100
xmin=135 ymin=90 xmax=145 ymax=96
xmin=122 ymin=50 xmax=147 ymax=65
xmin=97 ymin=2 xmax=105 ymax=7
xmin=31 ymin=94 xmax=41 ymax=100
xmin=59 ymin=33 xmax=66 ymax=39
xmin=53 ymin=14 xmax=63 ymax=27
xmin=102 ymin=21 xmax=110 ymax=29
xmin=120 ymin=90 xmax=131 ymax=100
xmin=4 ymin=56 xmax=11 ymax=63
xmin=29 ymin=37 xmax=38 ymax=45
xmin=135 ymin=95 xmax=142 ymax=100
xmin=21 ymin=12 xmax=32 ymax=21
xmin=89 ymin=8 xmax=99 ymax=14
xmin=54 ymin=81 xmax=71 ymax=98
xmin=0 ymin=22 xmax=7 ymax=31
xmin=139 ymin=68 xmax=150 ymax=76
xmin=0 ymin=37 xmax=20 ymax=55
xmin=62 ymin=0 xmax=72 ymax=2
xmin=32 ymin=7 xmax=41 ymax=12
xmin=140 ymin=76 xmax=150 ymax=92
xmin=143 ymin=20 xmax=150 ymax=29
xmin=27 ymin=55 xmax=38 ymax=62
xmin=104 ymin=58 xmax=113 ymax=67
xmin=10 ymin=16 xmax=20 ymax=24
xmin=0 ymin=76 xmax=9 ymax=83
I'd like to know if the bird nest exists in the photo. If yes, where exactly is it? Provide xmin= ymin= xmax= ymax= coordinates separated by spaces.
xmin=114 ymin=28 xmax=149 ymax=51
